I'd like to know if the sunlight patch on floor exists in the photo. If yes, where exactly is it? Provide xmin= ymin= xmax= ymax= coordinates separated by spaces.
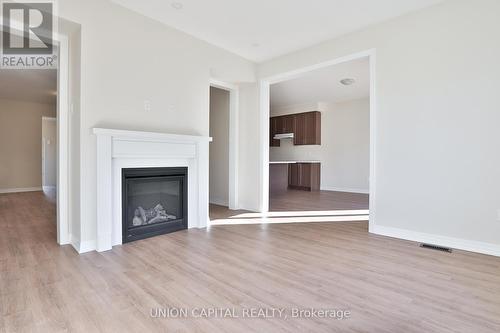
xmin=210 ymin=214 xmax=369 ymax=226
xmin=230 ymin=209 xmax=369 ymax=219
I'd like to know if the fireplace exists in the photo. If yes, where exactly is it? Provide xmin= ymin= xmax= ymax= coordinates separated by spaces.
xmin=122 ymin=167 xmax=187 ymax=243
xmin=93 ymin=128 xmax=210 ymax=253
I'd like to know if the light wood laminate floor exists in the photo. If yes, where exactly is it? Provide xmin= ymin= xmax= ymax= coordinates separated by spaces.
xmin=270 ymin=189 xmax=369 ymax=211
xmin=2 ymin=191 xmax=500 ymax=332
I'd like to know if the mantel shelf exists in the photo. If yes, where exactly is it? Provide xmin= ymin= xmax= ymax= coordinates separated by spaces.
xmin=93 ymin=128 xmax=212 ymax=143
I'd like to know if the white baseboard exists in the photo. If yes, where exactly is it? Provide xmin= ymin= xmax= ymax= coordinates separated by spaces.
xmin=237 ymin=205 xmax=259 ymax=212
xmin=209 ymin=198 xmax=229 ymax=207
xmin=70 ymin=239 xmax=80 ymax=253
xmin=228 ymin=200 xmax=260 ymax=212
xmin=321 ymin=186 xmax=369 ymax=194
xmin=69 ymin=234 xmax=78 ymax=253
xmin=0 ymin=187 xmax=42 ymax=194
xmin=71 ymin=236 xmax=96 ymax=254
xmin=371 ymin=225 xmax=500 ymax=257
xmin=79 ymin=240 xmax=96 ymax=253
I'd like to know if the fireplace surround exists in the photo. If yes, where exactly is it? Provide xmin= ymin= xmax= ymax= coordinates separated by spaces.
xmin=92 ymin=128 xmax=211 ymax=253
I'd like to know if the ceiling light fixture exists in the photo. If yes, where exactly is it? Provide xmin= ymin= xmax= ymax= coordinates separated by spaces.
xmin=340 ymin=78 xmax=356 ymax=86
xmin=171 ymin=2 xmax=183 ymax=10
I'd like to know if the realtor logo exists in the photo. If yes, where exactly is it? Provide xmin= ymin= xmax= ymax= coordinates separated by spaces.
xmin=1 ymin=1 xmax=56 ymax=68
xmin=2 ymin=2 xmax=53 ymax=54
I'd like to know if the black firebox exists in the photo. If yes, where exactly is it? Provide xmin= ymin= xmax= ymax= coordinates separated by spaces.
xmin=122 ymin=167 xmax=187 ymax=243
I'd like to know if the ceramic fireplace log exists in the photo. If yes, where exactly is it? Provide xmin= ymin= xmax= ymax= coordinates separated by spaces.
xmin=132 ymin=204 xmax=177 ymax=226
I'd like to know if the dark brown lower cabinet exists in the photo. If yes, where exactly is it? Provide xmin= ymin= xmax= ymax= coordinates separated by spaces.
xmin=288 ymin=163 xmax=320 ymax=191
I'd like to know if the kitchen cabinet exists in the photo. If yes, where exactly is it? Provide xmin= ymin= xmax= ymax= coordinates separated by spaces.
xmin=270 ymin=117 xmax=280 ymax=147
xmin=269 ymin=163 xmax=289 ymax=192
xmin=269 ymin=111 xmax=321 ymax=147
xmin=272 ymin=115 xmax=294 ymax=133
xmin=288 ymin=162 xmax=321 ymax=191
xmin=293 ymin=111 xmax=321 ymax=145
xmin=281 ymin=115 xmax=295 ymax=134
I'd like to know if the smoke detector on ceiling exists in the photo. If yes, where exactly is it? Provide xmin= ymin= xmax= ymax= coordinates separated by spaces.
xmin=340 ymin=78 xmax=356 ymax=86
xmin=171 ymin=2 xmax=183 ymax=10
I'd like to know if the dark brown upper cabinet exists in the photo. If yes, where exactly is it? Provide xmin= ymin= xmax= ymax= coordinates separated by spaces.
xmin=272 ymin=115 xmax=294 ymax=134
xmin=294 ymin=111 xmax=321 ymax=145
xmin=281 ymin=115 xmax=295 ymax=134
xmin=269 ymin=111 xmax=321 ymax=147
xmin=270 ymin=117 xmax=280 ymax=147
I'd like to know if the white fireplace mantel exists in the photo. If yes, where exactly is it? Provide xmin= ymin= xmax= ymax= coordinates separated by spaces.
xmin=93 ymin=128 xmax=212 ymax=252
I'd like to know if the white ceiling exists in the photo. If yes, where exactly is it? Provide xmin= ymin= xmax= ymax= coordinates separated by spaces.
xmin=0 ymin=69 xmax=57 ymax=104
xmin=270 ymin=57 xmax=369 ymax=108
xmin=111 ymin=0 xmax=445 ymax=62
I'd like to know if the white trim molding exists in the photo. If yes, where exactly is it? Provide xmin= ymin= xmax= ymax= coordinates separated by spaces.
xmin=371 ymin=225 xmax=500 ymax=257
xmin=320 ymin=187 xmax=370 ymax=194
xmin=70 ymin=235 xmax=96 ymax=254
xmin=0 ymin=187 xmax=42 ymax=194
xmin=42 ymin=116 xmax=57 ymax=122
xmin=42 ymin=185 xmax=56 ymax=191
xmin=56 ymin=32 xmax=71 ymax=247
xmin=92 ymin=128 xmax=212 ymax=253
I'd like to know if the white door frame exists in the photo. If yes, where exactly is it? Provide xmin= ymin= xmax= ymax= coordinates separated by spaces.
xmin=56 ymin=33 xmax=70 ymax=245
xmin=42 ymin=116 xmax=57 ymax=188
xmin=209 ymin=79 xmax=239 ymax=210
xmin=258 ymin=49 xmax=377 ymax=230
xmin=6 ymin=19 xmax=71 ymax=244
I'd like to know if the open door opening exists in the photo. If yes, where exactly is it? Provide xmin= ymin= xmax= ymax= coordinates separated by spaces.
xmin=267 ymin=57 xmax=370 ymax=217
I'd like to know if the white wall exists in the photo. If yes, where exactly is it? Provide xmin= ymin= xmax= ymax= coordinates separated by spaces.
xmin=270 ymin=99 xmax=370 ymax=193
xmin=238 ymin=83 xmax=261 ymax=211
xmin=57 ymin=0 xmax=255 ymax=251
xmin=0 ymin=99 xmax=56 ymax=191
xmin=56 ymin=0 xmax=500 ymax=254
xmin=209 ymin=87 xmax=230 ymax=206
xmin=255 ymin=0 xmax=500 ymax=251
xmin=42 ymin=118 xmax=57 ymax=187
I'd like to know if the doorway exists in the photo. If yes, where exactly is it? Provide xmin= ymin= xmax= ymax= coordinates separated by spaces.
xmin=0 ymin=20 xmax=73 ymax=246
xmin=0 ymin=70 xmax=58 ymax=239
xmin=209 ymin=86 xmax=230 ymax=208
xmin=208 ymin=80 xmax=240 ymax=221
xmin=259 ymin=50 xmax=376 ymax=228
xmin=42 ymin=116 xmax=57 ymax=199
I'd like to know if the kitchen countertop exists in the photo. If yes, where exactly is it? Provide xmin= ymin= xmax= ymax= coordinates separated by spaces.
xmin=269 ymin=161 xmax=320 ymax=164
